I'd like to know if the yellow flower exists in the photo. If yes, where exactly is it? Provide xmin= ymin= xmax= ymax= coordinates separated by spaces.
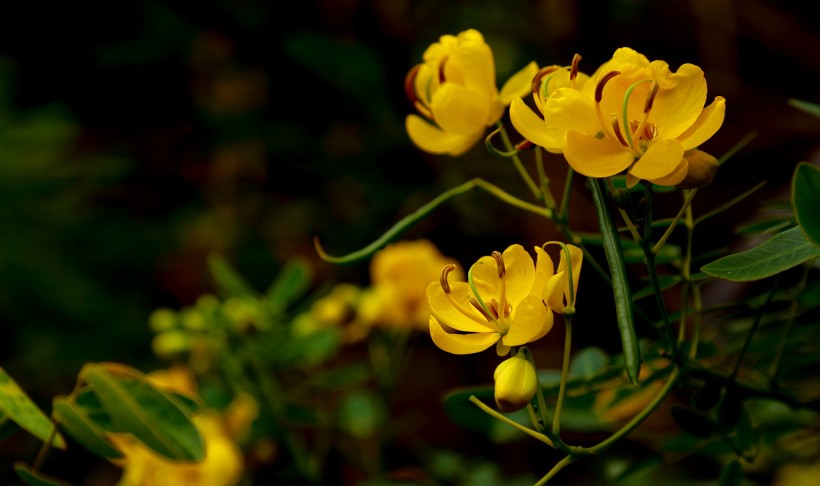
xmin=511 ymin=48 xmax=725 ymax=187
xmin=110 ymin=367 xmax=245 ymax=486
xmin=428 ymin=244 xmax=580 ymax=355
xmin=360 ymin=239 xmax=461 ymax=330
xmin=494 ymin=353 xmax=538 ymax=412
xmin=405 ymin=29 xmax=538 ymax=156
xmin=538 ymin=242 xmax=583 ymax=315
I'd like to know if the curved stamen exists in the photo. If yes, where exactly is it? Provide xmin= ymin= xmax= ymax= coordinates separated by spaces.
xmin=594 ymin=71 xmax=622 ymax=143
xmin=440 ymin=264 xmax=457 ymax=294
xmin=633 ymin=82 xmax=660 ymax=147
xmin=404 ymin=64 xmax=421 ymax=105
xmin=491 ymin=251 xmax=505 ymax=278
xmin=531 ymin=65 xmax=562 ymax=97
xmin=595 ymin=71 xmax=620 ymax=103
xmin=438 ymin=56 xmax=448 ymax=83
xmin=611 ymin=114 xmax=629 ymax=147
xmin=569 ymin=54 xmax=581 ymax=89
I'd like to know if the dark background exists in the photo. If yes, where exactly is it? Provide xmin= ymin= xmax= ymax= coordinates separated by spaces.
xmin=1 ymin=0 xmax=819 ymax=484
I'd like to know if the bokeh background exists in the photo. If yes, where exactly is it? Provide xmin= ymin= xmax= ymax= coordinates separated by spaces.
xmin=1 ymin=0 xmax=819 ymax=484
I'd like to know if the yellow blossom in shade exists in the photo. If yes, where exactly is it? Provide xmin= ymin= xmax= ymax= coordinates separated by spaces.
xmin=427 ymin=244 xmax=555 ymax=356
xmin=110 ymin=367 xmax=245 ymax=486
xmin=405 ymin=29 xmax=538 ymax=156
xmin=511 ymin=47 xmax=726 ymax=187
xmin=536 ymin=242 xmax=583 ymax=314
xmin=360 ymin=240 xmax=462 ymax=330
xmin=494 ymin=353 xmax=538 ymax=412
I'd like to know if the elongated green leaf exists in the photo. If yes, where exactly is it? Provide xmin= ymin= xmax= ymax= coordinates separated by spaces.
xmin=315 ymin=178 xmax=552 ymax=264
xmin=588 ymin=178 xmax=640 ymax=384
xmin=52 ymin=397 xmax=122 ymax=459
xmin=0 ymin=366 xmax=65 ymax=449
xmin=267 ymin=257 xmax=312 ymax=309
xmin=207 ymin=253 xmax=256 ymax=297
xmin=792 ymin=162 xmax=820 ymax=245
xmin=701 ymin=226 xmax=820 ymax=281
xmin=81 ymin=365 xmax=204 ymax=461
xmin=14 ymin=462 xmax=70 ymax=486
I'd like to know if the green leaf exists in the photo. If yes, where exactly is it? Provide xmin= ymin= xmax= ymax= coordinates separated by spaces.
xmin=792 ymin=162 xmax=820 ymax=245
xmin=701 ymin=226 xmax=820 ymax=281
xmin=81 ymin=364 xmax=204 ymax=461
xmin=719 ymin=459 xmax=744 ymax=486
xmin=632 ymin=275 xmax=682 ymax=302
xmin=569 ymin=347 xmax=608 ymax=379
xmin=670 ymin=405 xmax=718 ymax=438
xmin=0 ymin=366 xmax=65 ymax=449
xmin=337 ymin=391 xmax=385 ymax=439
xmin=267 ymin=257 xmax=312 ymax=309
xmin=52 ymin=397 xmax=123 ymax=459
xmin=207 ymin=253 xmax=256 ymax=297
xmin=14 ymin=462 xmax=71 ymax=486
xmin=789 ymin=98 xmax=820 ymax=118
xmin=588 ymin=178 xmax=640 ymax=384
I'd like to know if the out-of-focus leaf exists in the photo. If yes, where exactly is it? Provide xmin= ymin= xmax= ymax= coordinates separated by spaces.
xmin=632 ymin=275 xmax=682 ymax=302
xmin=720 ymin=459 xmax=744 ymax=486
xmin=207 ymin=253 xmax=256 ymax=298
xmin=267 ymin=257 xmax=312 ymax=310
xmin=569 ymin=347 xmax=608 ymax=379
xmin=701 ymin=227 xmax=820 ymax=281
xmin=718 ymin=386 xmax=744 ymax=428
xmin=735 ymin=218 xmax=793 ymax=236
xmin=792 ymin=162 xmax=820 ymax=245
xmin=14 ymin=462 xmax=70 ymax=486
xmin=52 ymin=397 xmax=122 ymax=459
xmin=308 ymin=363 xmax=371 ymax=390
xmin=338 ymin=391 xmax=385 ymax=439
xmin=670 ymin=405 xmax=718 ymax=438
xmin=81 ymin=364 xmax=203 ymax=461
xmin=789 ymin=98 xmax=820 ymax=118
xmin=0 ymin=412 xmax=20 ymax=442
xmin=0 ymin=366 xmax=65 ymax=449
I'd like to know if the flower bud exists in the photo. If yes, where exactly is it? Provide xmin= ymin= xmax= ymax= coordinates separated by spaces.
xmin=493 ymin=354 xmax=538 ymax=412
xmin=677 ymin=150 xmax=719 ymax=189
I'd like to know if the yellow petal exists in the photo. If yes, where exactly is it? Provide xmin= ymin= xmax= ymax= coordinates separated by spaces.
xmin=564 ymin=130 xmax=635 ymax=177
xmin=499 ymin=61 xmax=539 ymax=105
xmin=541 ymin=88 xmax=601 ymax=151
xmin=649 ymin=157 xmax=689 ymax=186
xmin=531 ymin=246 xmax=555 ymax=298
xmin=502 ymin=294 xmax=551 ymax=346
xmin=427 ymin=281 xmax=496 ymax=333
xmin=405 ymin=115 xmax=478 ymax=155
xmin=678 ymin=96 xmax=726 ymax=150
xmin=413 ymin=63 xmax=437 ymax=109
xmin=429 ymin=316 xmax=499 ymax=354
xmin=430 ymin=83 xmax=492 ymax=134
xmin=557 ymin=244 xmax=583 ymax=307
xmin=649 ymin=63 xmax=707 ymax=140
xmin=471 ymin=244 xmax=534 ymax=307
xmin=677 ymin=150 xmax=719 ymax=189
xmin=509 ymin=97 xmax=558 ymax=151
xmin=545 ymin=271 xmax=565 ymax=310
xmin=446 ymin=30 xmax=496 ymax=97
xmin=629 ymin=139 xmax=685 ymax=181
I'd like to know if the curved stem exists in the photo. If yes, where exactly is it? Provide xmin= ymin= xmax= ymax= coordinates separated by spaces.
xmin=535 ymin=455 xmax=575 ymax=486
xmin=552 ymin=316 xmax=573 ymax=436
xmin=558 ymin=168 xmax=575 ymax=222
xmin=498 ymin=122 xmax=541 ymax=201
xmin=468 ymin=396 xmax=554 ymax=447
xmin=652 ymin=189 xmax=698 ymax=255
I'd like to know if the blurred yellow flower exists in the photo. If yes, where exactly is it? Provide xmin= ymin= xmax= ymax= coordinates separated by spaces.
xmin=110 ymin=367 xmax=246 ymax=486
xmin=428 ymin=244 xmax=554 ymax=355
xmin=292 ymin=283 xmax=368 ymax=343
xmin=511 ymin=48 xmax=725 ymax=187
xmin=360 ymin=240 xmax=461 ymax=331
xmin=493 ymin=353 xmax=538 ymax=412
xmin=405 ymin=29 xmax=537 ymax=156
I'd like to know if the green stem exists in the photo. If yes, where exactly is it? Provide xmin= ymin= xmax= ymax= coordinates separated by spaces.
xmin=642 ymin=183 xmax=679 ymax=361
xmin=535 ymin=455 xmax=576 ymax=486
xmin=606 ymin=178 xmax=642 ymax=243
xmin=522 ymin=347 xmax=553 ymax=434
xmin=498 ymin=122 xmax=541 ymax=201
xmin=769 ymin=263 xmax=811 ymax=386
xmin=730 ymin=273 xmax=782 ymax=381
xmin=652 ymin=189 xmax=698 ymax=255
xmin=552 ymin=316 xmax=573 ymax=436
xmin=558 ymin=168 xmax=575 ymax=222
xmin=534 ymin=147 xmax=557 ymax=209
xmin=690 ymin=286 xmax=704 ymax=359
xmin=468 ymin=396 xmax=554 ymax=447
xmin=32 ymin=421 xmax=57 ymax=470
